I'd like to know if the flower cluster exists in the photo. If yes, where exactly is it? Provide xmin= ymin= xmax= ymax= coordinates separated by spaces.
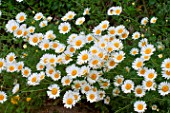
xmin=1 ymin=3 xmax=169 ymax=113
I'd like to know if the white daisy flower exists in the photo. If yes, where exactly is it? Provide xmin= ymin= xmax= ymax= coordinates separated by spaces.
xmin=99 ymin=20 xmax=109 ymax=31
xmin=87 ymin=70 xmax=100 ymax=84
xmin=130 ymin=48 xmax=139 ymax=56
xmin=107 ymin=7 xmax=115 ymax=15
xmin=88 ymin=56 xmax=101 ymax=69
xmin=114 ymin=75 xmax=124 ymax=87
xmin=51 ymin=70 xmax=61 ymax=81
xmin=5 ymin=19 xmax=19 ymax=33
xmin=6 ymin=63 xmax=17 ymax=73
xmin=12 ymin=83 xmax=20 ymax=94
xmin=140 ymin=55 xmax=151 ymax=61
xmin=137 ymin=67 xmax=148 ymax=77
xmin=132 ymin=58 xmax=144 ymax=70
xmin=0 ymin=58 xmax=5 ymax=73
xmin=65 ymin=11 xmax=76 ymax=20
xmin=27 ymin=73 xmax=40 ymax=86
xmin=61 ymin=16 xmax=68 ymax=21
xmin=13 ymin=26 xmax=24 ymax=38
xmin=44 ymin=30 xmax=56 ymax=40
xmin=71 ymin=36 xmax=85 ymax=49
xmin=75 ymin=17 xmax=85 ymax=25
xmin=77 ymin=50 xmax=90 ymax=65
xmin=22 ymin=67 xmax=31 ymax=77
xmin=39 ymin=20 xmax=48 ymax=28
xmin=113 ymin=51 xmax=125 ymax=63
xmin=134 ymin=85 xmax=146 ymax=98
xmin=47 ymin=84 xmax=60 ymax=99
xmin=158 ymin=81 xmax=170 ymax=96
xmin=85 ymin=34 xmax=93 ymax=43
xmin=162 ymin=70 xmax=170 ymax=79
xmin=92 ymin=26 xmax=102 ymax=36
xmin=121 ymin=80 xmax=134 ymax=93
xmin=144 ymin=68 xmax=157 ymax=80
xmin=6 ymin=52 xmax=16 ymax=63
xmin=112 ymin=87 xmax=120 ymax=96
xmin=34 ymin=12 xmax=44 ymax=21
xmin=150 ymin=17 xmax=158 ymax=24
xmin=108 ymin=26 xmax=116 ymax=36
xmin=161 ymin=58 xmax=170 ymax=71
xmin=45 ymin=65 xmax=55 ymax=77
xmin=104 ymin=96 xmax=110 ymax=105
xmin=120 ymin=29 xmax=129 ymax=40
xmin=138 ymin=38 xmax=148 ymax=48
xmin=50 ymin=41 xmax=60 ymax=50
xmin=39 ymin=71 xmax=46 ymax=80
xmin=106 ymin=58 xmax=118 ymax=69
xmin=86 ymin=90 xmax=98 ymax=103
xmin=66 ymin=64 xmax=80 ymax=78
xmin=81 ymin=83 xmax=91 ymax=94
xmin=134 ymin=100 xmax=147 ymax=113
xmin=28 ymin=34 xmax=40 ymax=46
xmin=15 ymin=62 xmax=23 ymax=73
xmin=140 ymin=44 xmax=156 ymax=56
xmin=63 ymin=91 xmax=76 ymax=109
xmin=114 ymin=6 xmax=122 ymax=15
xmin=111 ymin=38 xmax=123 ymax=50
xmin=142 ymin=80 xmax=156 ymax=91
xmin=16 ymin=0 xmax=23 ymax=2
xmin=16 ymin=12 xmax=27 ymax=23
xmin=61 ymin=76 xmax=72 ymax=86
xmin=38 ymin=39 xmax=51 ymax=51
xmin=141 ymin=17 xmax=149 ymax=25
xmin=132 ymin=31 xmax=140 ymax=40
xmin=72 ymin=91 xmax=81 ymax=103
xmin=0 ymin=91 xmax=7 ymax=104
xmin=54 ymin=43 xmax=66 ymax=53
xmin=71 ymin=80 xmax=82 ymax=91
xmin=97 ymin=90 xmax=106 ymax=100
xmin=58 ymin=22 xmax=71 ymax=34
xmin=36 ymin=62 xmax=45 ymax=71
xmin=98 ymin=78 xmax=110 ymax=89
xmin=28 ymin=26 xmax=35 ymax=33
xmin=83 ymin=8 xmax=90 ymax=15
xmin=116 ymin=25 xmax=125 ymax=35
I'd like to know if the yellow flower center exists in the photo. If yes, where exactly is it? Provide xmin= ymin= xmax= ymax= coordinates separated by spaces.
xmin=75 ymin=40 xmax=82 ymax=46
xmin=166 ymin=62 xmax=170 ymax=68
xmin=51 ymin=88 xmax=58 ymax=95
xmin=91 ymin=74 xmax=97 ymax=80
xmin=0 ymin=61 xmax=3 ymax=68
xmin=44 ymin=43 xmax=49 ymax=49
xmin=137 ymin=104 xmax=144 ymax=110
xmin=12 ymin=25 xmax=17 ymax=31
xmin=0 ymin=94 xmax=4 ymax=101
xmin=136 ymin=88 xmax=142 ymax=94
xmin=31 ymin=77 xmax=37 ymax=83
xmin=146 ymin=81 xmax=153 ymax=87
xmin=71 ymin=70 xmax=77 ymax=76
xmin=62 ymin=26 xmax=68 ymax=32
xmin=82 ymin=54 xmax=88 ymax=60
xmin=19 ymin=16 xmax=25 ymax=21
xmin=125 ymin=83 xmax=132 ymax=90
xmin=17 ymin=30 xmax=22 ymax=35
xmin=145 ymin=48 xmax=151 ymax=54
xmin=136 ymin=61 xmax=142 ymax=68
xmin=67 ymin=98 xmax=73 ymax=105
xmin=89 ymin=94 xmax=95 ymax=100
xmin=162 ymin=85 xmax=169 ymax=92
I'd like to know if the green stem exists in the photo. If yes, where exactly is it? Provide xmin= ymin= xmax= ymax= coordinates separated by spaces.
xmin=115 ymin=103 xmax=131 ymax=113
